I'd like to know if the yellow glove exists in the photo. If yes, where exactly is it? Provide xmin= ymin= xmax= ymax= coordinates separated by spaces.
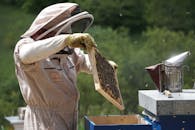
xmin=65 ymin=33 xmax=97 ymax=50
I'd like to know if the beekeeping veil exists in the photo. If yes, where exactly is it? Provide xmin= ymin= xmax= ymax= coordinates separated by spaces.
xmin=21 ymin=3 xmax=94 ymax=40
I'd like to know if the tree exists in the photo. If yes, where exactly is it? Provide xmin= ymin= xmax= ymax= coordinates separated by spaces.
xmin=71 ymin=0 xmax=146 ymax=32
xmin=144 ymin=0 xmax=195 ymax=32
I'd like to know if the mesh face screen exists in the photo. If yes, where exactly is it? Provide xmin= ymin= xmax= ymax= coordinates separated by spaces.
xmin=71 ymin=18 xmax=91 ymax=33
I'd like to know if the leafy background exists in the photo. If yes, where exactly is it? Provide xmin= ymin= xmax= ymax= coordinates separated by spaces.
xmin=0 ymin=0 xmax=195 ymax=129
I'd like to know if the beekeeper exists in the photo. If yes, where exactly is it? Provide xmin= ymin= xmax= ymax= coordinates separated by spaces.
xmin=14 ymin=3 xmax=96 ymax=130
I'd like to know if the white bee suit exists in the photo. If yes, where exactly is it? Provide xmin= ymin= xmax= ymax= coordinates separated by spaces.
xmin=14 ymin=35 xmax=92 ymax=130
xmin=14 ymin=2 xmax=94 ymax=130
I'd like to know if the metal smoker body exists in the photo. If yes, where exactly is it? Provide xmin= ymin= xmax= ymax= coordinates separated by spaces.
xmin=162 ymin=64 xmax=183 ymax=92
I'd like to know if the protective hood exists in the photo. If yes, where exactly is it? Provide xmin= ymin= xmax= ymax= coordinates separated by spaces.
xmin=21 ymin=3 xmax=94 ymax=40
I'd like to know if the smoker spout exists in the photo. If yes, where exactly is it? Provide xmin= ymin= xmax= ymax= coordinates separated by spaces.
xmin=145 ymin=63 xmax=164 ymax=91
xmin=165 ymin=51 xmax=190 ymax=66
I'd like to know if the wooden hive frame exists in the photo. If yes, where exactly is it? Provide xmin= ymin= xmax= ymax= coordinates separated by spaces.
xmin=88 ymin=47 xmax=124 ymax=110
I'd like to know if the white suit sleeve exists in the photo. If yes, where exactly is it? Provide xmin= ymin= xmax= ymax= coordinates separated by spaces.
xmin=73 ymin=48 xmax=92 ymax=74
xmin=19 ymin=35 xmax=70 ymax=64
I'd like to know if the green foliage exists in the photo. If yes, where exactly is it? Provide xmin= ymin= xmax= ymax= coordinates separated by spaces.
xmin=2 ymin=0 xmax=195 ymax=32
xmin=85 ymin=26 xmax=195 ymax=115
xmin=0 ymin=48 xmax=23 ymax=124
xmin=0 ymin=4 xmax=30 ymax=125
xmin=1 ymin=0 xmax=147 ymax=32
xmin=71 ymin=0 xmax=146 ymax=32
xmin=0 ymin=0 xmax=24 ymax=6
xmin=144 ymin=0 xmax=195 ymax=31
xmin=0 ymin=4 xmax=35 ymax=49
xmin=22 ymin=0 xmax=69 ymax=13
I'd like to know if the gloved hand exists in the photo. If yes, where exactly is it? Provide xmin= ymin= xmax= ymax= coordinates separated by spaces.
xmin=65 ymin=33 xmax=97 ymax=50
xmin=108 ymin=60 xmax=118 ymax=70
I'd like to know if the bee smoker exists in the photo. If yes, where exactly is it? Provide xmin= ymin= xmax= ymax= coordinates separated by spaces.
xmin=146 ymin=51 xmax=190 ymax=92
